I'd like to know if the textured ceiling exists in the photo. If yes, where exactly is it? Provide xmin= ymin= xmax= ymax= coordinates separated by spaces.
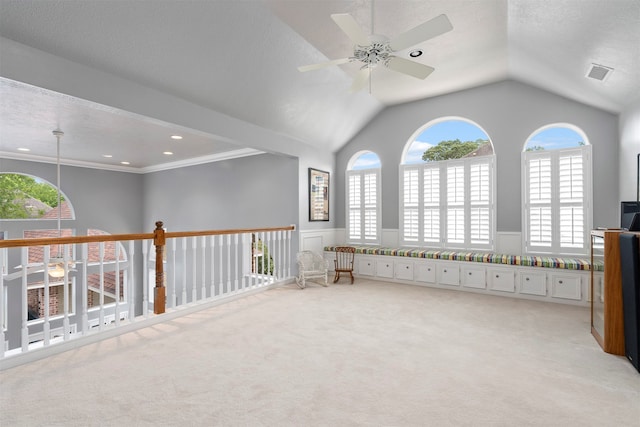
xmin=0 ymin=0 xmax=638 ymax=171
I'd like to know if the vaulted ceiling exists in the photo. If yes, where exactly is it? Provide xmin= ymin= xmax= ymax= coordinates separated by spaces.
xmin=0 ymin=0 xmax=638 ymax=171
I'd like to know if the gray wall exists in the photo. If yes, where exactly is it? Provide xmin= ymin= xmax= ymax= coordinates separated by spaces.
xmin=142 ymin=153 xmax=298 ymax=232
xmin=335 ymin=80 xmax=620 ymax=232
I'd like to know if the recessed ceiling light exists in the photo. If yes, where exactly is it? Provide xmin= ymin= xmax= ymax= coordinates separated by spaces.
xmin=163 ymin=151 xmax=173 ymax=155
xmin=102 ymin=154 xmax=113 ymax=158
xmin=17 ymin=147 xmax=30 ymax=152
xmin=120 ymin=161 xmax=130 ymax=165
xmin=409 ymin=50 xmax=422 ymax=58
xmin=171 ymin=135 xmax=183 ymax=140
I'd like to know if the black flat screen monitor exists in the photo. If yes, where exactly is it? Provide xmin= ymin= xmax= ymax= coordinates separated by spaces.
xmin=621 ymin=201 xmax=640 ymax=230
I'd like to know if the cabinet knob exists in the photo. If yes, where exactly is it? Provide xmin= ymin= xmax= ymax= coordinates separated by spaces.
xmin=526 ymin=277 xmax=530 ymax=281
xmin=559 ymin=280 xmax=563 ymax=284
xmin=496 ymin=274 xmax=500 ymax=278
xmin=406 ymin=266 xmax=409 ymax=269
xmin=428 ymin=268 xmax=431 ymax=271
xmin=468 ymin=272 xmax=472 ymax=275
xmin=443 ymin=269 xmax=447 ymax=273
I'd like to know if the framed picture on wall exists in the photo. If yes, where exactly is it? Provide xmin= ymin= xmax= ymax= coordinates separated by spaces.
xmin=309 ymin=168 xmax=329 ymax=221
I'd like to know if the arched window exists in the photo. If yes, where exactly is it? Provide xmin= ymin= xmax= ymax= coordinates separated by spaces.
xmin=346 ymin=151 xmax=381 ymax=245
xmin=522 ymin=124 xmax=592 ymax=255
xmin=400 ymin=118 xmax=495 ymax=250
xmin=0 ymin=173 xmax=75 ymax=220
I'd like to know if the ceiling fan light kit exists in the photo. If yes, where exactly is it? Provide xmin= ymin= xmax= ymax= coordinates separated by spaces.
xmin=298 ymin=10 xmax=453 ymax=92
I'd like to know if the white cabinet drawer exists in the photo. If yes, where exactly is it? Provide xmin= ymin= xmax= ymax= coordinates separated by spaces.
xmin=461 ymin=266 xmax=486 ymax=289
xmin=415 ymin=262 xmax=436 ymax=283
xmin=357 ymin=258 xmax=375 ymax=276
xmin=488 ymin=267 xmax=515 ymax=293
xmin=519 ymin=271 xmax=547 ymax=296
xmin=550 ymin=274 xmax=582 ymax=300
xmin=395 ymin=261 xmax=414 ymax=281
xmin=376 ymin=260 xmax=394 ymax=279
xmin=438 ymin=264 xmax=459 ymax=286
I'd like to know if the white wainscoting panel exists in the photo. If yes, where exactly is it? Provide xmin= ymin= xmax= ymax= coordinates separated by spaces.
xmin=496 ymin=232 xmax=522 ymax=254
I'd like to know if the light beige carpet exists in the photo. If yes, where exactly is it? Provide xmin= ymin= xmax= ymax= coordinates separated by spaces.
xmin=1 ymin=279 xmax=638 ymax=426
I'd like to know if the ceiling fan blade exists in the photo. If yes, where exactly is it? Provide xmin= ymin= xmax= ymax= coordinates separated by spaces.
xmin=298 ymin=57 xmax=351 ymax=72
xmin=331 ymin=13 xmax=370 ymax=46
xmin=350 ymin=67 xmax=371 ymax=92
xmin=386 ymin=57 xmax=435 ymax=80
xmin=389 ymin=14 xmax=453 ymax=51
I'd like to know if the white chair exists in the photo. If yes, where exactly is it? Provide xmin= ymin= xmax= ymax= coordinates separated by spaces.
xmin=296 ymin=251 xmax=329 ymax=289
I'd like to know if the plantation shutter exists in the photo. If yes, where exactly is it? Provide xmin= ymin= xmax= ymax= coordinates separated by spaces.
xmin=469 ymin=161 xmax=491 ymax=245
xmin=523 ymin=145 xmax=590 ymax=255
xmin=422 ymin=167 xmax=440 ymax=244
xmin=347 ymin=172 xmax=361 ymax=241
xmin=402 ymin=167 xmax=420 ymax=243
xmin=558 ymin=151 xmax=584 ymax=249
xmin=347 ymin=169 xmax=381 ymax=245
xmin=363 ymin=172 xmax=377 ymax=241
xmin=446 ymin=164 xmax=465 ymax=244
xmin=527 ymin=155 xmax=553 ymax=247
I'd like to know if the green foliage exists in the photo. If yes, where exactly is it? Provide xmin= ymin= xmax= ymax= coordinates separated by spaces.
xmin=525 ymin=145 xmax=546 ymax=151
xmin=254 ymin=239 xmax=275 ymax=275
xmin=422 ymin=139 xmax=489 ymax=162
xmin=0 ymin=173 xmax=62 ymax=219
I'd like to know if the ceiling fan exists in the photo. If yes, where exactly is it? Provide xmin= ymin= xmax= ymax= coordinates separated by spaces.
xmin=298 ymin=11 xmax=453 ymax=92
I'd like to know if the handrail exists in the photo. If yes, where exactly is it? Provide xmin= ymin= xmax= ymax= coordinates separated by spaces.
xmin=0 ymin=225 xmax=296 ymax=249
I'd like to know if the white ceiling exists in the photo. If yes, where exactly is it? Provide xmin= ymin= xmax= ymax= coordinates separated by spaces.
xmin=0 ymin=0 xmax=638 ymax=171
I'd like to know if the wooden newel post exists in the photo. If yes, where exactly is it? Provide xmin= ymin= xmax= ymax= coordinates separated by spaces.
xmin=154 ymin=221 xmax=166 ymax=314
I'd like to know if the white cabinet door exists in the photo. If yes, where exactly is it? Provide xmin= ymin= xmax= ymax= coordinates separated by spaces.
xmin=376 ymin=260 xmax=394 ymax=278
xmin=415 ymin=262 xmax=436 ymax=283
xmin=395 ymin=261 xmax=414 ymax=281
xmin=438 ymin=263 xmax=460 ymax=286
xmin=358 ymin=257 xmax=375 ymax=276
xmin=461 ymin=266 xmax=486 ymax=289
xmin=487 ymin=267 xmax=515 ymax=292
xmin=519 ymin=270 xmax=547 ymax=296
xmin=550 ymin=274 xmax=582 ymax=300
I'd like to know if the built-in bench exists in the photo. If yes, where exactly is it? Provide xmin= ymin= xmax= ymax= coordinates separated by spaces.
xmin=324 ymin=246 xmax=602 ymax=305
xmin=324 ymin=246 xmax=602 ymax=271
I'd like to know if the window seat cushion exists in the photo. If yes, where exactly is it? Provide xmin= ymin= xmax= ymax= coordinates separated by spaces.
xmin=324 ymin=246 xmax=602 ymax=271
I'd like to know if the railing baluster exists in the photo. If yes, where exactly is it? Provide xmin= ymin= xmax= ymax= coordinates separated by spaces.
xmin=226 ymin=234 xmax=232 ymax=294
xmin=43 ymin=246 xmax=51 ymax=346
xmin=170 ymin=238 xmax=177 ymax=308
xmin=128 ymin=240 xmax=135 ymax=323
xmin=115 ymin=242 xmax=121 ymax=327
xmin=81 ymin=243 xmax=89 ymax=334
xmin=20 ymin=247 xmax=28 ymax=352
xmin=63 ymin=244 xmax=71 ymax=340
xmin=210 ymin=235 xmax=215 ymax=297
xmin=191 ymin=237 xmax=197 ymax=303
xmin=201 ymin=236 xmax=206 ymax=300
xmin=142 ymin=239 xmax=149 ymax=318
xmin=218 ymin=235 xmax=223 ymax=295
xmin=234 ymin=233 xmax=239 ymax=293
xmin=98 ymin=242 xmax=105 ymax=330
xmin=181 ymin=237 xmax=187 ymax=304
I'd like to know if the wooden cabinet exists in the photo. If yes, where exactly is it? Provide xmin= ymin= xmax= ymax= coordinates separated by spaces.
xmin=590 ymin=230 xmax=625 ymax=355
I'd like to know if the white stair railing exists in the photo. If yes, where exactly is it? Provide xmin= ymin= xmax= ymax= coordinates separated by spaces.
xmin=0 ymin=223 xmax=295 ymax=369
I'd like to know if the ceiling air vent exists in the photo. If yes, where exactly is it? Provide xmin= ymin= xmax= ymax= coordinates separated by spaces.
xmin=586 ymin=63 xmax=613 ymax=82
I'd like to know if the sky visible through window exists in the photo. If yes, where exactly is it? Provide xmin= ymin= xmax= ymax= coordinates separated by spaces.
xmin=405 ymin=120 xmax=489 ymax=164
xmin=525 ymin=126 xmax=585 ymax=151
xmin=352 ymin=152 xmax=381 ymax=170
